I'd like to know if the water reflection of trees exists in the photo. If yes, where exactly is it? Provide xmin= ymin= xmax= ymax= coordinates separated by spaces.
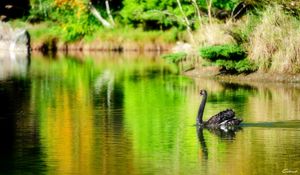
xmin=18 ymin=53 xmax=300 ymax=174
xmin=247 ymin=84 xmax=300 ymax=121
xmin=92 ymin=70 xmax=136 ymax=174
xmin=0 ymin=79 xmax=46 ymax=174
xmin=29 ymin=54 xmax=173 ymax=174
xmin=190 ymin=77 xmax=300 ymax=122
xmin=190 ymin=78 xmax=300 ymax=175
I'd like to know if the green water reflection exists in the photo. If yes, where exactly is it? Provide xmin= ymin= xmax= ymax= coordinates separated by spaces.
xmin=0 ymin=52 xmax=299 ymax=174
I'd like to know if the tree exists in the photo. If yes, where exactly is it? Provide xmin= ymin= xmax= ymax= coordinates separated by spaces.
xmin=121 ymin=0 xmax=195 ymax=30
xmin=88 ymin=1 xmax=115 ymax=28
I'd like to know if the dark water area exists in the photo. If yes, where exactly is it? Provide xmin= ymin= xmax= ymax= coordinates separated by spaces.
xmin=0 ymin=52 xmax=299 ymax=175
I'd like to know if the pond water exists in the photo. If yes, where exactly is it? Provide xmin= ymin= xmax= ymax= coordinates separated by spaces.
xmin=0 ymin=52 xmax=299 ymax=175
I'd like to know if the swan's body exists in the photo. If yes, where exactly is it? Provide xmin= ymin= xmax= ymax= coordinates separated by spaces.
xmin=197 ymin=90 xmax=242 ymax=129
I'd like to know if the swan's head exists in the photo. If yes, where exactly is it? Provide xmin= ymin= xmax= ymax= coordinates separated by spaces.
xmin=200 ymin=89 xmax=207 ymax=96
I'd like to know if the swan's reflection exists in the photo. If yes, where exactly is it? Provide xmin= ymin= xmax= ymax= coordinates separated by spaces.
xmin=206 ymin=126 xmax=242 ymax=139
xmin=197 ymin=126 xmax=242 ymax=160
xmin=197 ymin=128 xmax=208 ymax=160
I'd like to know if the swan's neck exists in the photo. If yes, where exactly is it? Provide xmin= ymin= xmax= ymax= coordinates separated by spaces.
xmin=197 ymin=94 xmax=207 ymax=125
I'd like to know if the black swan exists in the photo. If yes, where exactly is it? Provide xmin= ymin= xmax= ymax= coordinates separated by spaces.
xmin=196 ymin=89 xmax=242 ymax=129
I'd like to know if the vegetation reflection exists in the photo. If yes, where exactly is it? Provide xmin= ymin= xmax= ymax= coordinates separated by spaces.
xmin=25 ymin=53 xmax=300 ymax=174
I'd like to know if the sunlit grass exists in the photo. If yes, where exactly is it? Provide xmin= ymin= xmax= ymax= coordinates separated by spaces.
xmin=248 ymin=5 xmax=300 ymax=73
xmin=84 ymin=27 xmax=181 ymax=43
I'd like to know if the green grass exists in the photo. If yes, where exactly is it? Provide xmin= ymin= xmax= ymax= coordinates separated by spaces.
xmin=22 ymin=21 xmax=182 ymax=46
xmin=84 ymin=27 xmax=181 ymax=43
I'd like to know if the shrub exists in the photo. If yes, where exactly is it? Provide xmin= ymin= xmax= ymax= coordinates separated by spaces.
xmin=216 ymin=59 xmax=257 ymax=73
xmin=199 ymin=44 xmax=256 ymax=73
xmin=199 ymin=44 xmax=246 ymax=61
xmin=215 ymin=60 xmax=236 ymax=71
xmin=235 ymin=59 xmax=258 ymax=73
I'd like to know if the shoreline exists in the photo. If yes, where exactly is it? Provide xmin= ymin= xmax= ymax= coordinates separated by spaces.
xmin=184 ymin=67 xmax=300 ymax=84
xmin=30 ymin=45 xmax=300 ymax=85
xmin=31 ymin=39 xmax=174 ymax=53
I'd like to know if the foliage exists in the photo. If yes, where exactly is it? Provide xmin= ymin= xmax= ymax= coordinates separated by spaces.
xmin=162 ymin=52 xmax=187 ymax=63
xmin=244 ymin=0 xmax=300 ymax=15
xmin=199 ymin=44 xmax=246 ymax=61
xmin=54 ymin=13 xmax=99 ymax=41
xmin=215 ymin=59 xmax=257 ymax=73
xmin=23 ymin=1 xmax=300 ymax=75
xmin=28 ymin=0 xmax=100 ymax=41
xmin=225 ymin=13 xmax=261 ymax=46
xmin=120 ymin=0 xmax=195 ymax=29
xmin=28 ymin=0 xmax=53 ymax=22
xmin=26 ymin=0 xmax=248 ymax=42
xmin=199 ymin=44 xmax=256 ymax=73
xmin=120 ymin=0 xmax=243 ymax=29
xmin=197 ymin=0 xmax=241 ymax=12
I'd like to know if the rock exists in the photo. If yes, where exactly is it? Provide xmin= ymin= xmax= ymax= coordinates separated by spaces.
xmin=172 ymin=41 xmax=192 ymax=53
xmin=0 ymin=22 xmax=30 ymax=80
xmin=0 ymin=22 xmax=30 ymax=53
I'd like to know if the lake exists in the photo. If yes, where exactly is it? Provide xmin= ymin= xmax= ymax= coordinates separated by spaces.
xmin=0 ymin=52 xmax=299 ymax=175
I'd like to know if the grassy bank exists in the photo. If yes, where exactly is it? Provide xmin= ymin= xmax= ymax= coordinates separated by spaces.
xmin=9 ymin=20 xmax=184 ymax=52
xmin=32 ymin=25 xmax=183 ymax=52
xmin=8 ymin=1 xmax=300 ymax=76
xmin=184 ymin=66 xmax=300 ymax=83
xmin=164 ymin=4 xmax=300 ymax=75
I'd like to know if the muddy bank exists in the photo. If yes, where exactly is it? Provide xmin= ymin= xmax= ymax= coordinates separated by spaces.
xmin=31 ymin=38 xmax=174 ymax=53
xmin=185 ymin=67 xmax=300 ymax=84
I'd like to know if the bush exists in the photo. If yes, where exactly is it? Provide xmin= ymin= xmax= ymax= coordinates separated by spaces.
xmin=235 ymin=59 xmax=258 ymax=73
xmin=199 ymin=44 xmax=257 ymax=73
xmin=199 ymin=44 xmax=246 ymax=61
xmin=216 ymin=59 xmax=257 ymax=73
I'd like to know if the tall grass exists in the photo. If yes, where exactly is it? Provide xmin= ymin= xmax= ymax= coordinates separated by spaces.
xmin=249 ymin=5 xmax=300 ymax=73
xmin=194 ymin=23 xmax=236 ymax=46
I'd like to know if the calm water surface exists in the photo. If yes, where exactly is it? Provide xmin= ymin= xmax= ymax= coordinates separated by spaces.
xmin=0 ymin=52 xmax=299 ymax=175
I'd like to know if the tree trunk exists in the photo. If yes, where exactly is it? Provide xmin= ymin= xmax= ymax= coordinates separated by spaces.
xmin=176 ymin=0 xmax=195 ymax=43
xmin=105 ymin=0 xmax=115 ymax=26
xmin=88 ymin=3 xmax=113 ymax=28
xmin=192 ymin=0 xmax=202 ymax=26
xmin=206 ymin=0 xmax=212 ymax=25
